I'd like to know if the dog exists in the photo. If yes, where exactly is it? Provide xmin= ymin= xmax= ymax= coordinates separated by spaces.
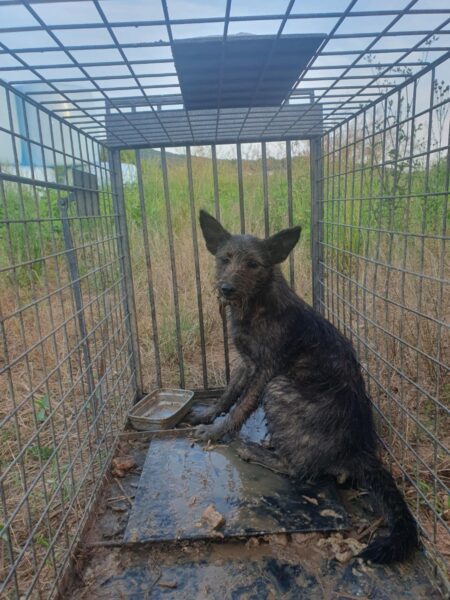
xmin=191 ymin=209 xmax=418 ymax=565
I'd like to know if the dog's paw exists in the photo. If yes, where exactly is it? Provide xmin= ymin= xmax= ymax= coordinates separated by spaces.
xmin=194 ymin=423 xmax=225 ymax=442
xmin=185 ymin=406 xmax=218 ymax=426
xmin=235 ymin=446 xmax=253 ymax=462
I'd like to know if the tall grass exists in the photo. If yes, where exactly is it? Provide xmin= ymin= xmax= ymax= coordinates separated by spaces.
xmin=0 ymin=137 xmax=448 ymax=594
xmin=120 ymin=146 xmax=312 ymax=390
xmin=120 ymin=145 xmax=449 ymax=566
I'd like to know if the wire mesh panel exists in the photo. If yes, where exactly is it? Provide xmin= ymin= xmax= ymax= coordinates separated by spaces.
xmin=0 ymin=1 xmax=449 ymax=596
xmin=121 ymin=142 xmax=312 ymax=392
xmin=316 ymin=56 xmax=449 ymax=577
xmin=0 ymin=2 xmax=448 ymax=147
xmin=0 ymin=81 xmax=136 ymax=599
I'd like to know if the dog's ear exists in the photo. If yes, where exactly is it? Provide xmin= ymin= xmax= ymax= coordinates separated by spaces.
xmin=199 ymin=210 xmax=231 ymax=255
xmin=265 ymin=226 xmax=301 ymax=264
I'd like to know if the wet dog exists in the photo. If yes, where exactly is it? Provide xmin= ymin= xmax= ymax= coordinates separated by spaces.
xmin=192 ymin=209 xmax=418 ymax=564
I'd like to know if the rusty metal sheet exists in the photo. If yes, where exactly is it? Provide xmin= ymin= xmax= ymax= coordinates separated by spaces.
xmin=124 ymin=435 xmax=348 ymax=543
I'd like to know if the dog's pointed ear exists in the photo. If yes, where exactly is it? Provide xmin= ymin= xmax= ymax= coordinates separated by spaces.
xmin=265 ymin=226 xmax=301 ymax=264
xmin=199 ymin=210 xmax=231 ymax=255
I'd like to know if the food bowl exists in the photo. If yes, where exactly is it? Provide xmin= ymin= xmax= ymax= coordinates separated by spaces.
xmin=128 ymin=388 xmax=195 ymax=431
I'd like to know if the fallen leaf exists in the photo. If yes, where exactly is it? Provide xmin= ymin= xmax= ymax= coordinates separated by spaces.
xmin=158 ymin=581 xmax=177 ymax=589
xmin=201 ymin=504 xmax=226 ymax=530
xmin=335 ymin=550 xmax=353 ymax=563
xmin=112 ymin=456 xmax=136 ymax=472
xmin=302 ymin=495 xmax=319 ymax=506
xmin=320 ymin=509 xmax=341 ymax=519
xmin=316 ymin=532 xmax=366 ymax=563
xmin=111 ymin=468 xmax=125 ymax=478
xmin=269 ymin=533 xmax=289 ymax=547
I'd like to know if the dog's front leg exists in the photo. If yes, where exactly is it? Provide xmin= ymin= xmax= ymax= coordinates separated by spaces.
xmin=195 ymin=372 xmax=269 ymax=442
xmin=187 ymin=362 xmax=249 ymax=425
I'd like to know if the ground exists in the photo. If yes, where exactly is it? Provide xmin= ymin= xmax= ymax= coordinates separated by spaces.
xmin=66 ymin=432 xmax=445 ymax=600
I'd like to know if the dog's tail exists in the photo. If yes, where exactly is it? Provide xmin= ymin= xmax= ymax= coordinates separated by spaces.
xmin=356 ymin=457 xmax=418 ymax=564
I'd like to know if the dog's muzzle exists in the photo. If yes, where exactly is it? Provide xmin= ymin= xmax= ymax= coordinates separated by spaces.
xmin=220 ymin=283 xmax=235 ymax=298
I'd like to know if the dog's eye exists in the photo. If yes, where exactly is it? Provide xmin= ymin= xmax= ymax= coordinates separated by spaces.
xmin=221 ymin=257 xmax=230 ymax=265
xmin=247 ymin=260 xmax=259 ymax=269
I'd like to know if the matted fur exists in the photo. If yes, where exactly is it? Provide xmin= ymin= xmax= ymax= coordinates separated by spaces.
xmin=193 ymin=209 xmax=418 ymax=565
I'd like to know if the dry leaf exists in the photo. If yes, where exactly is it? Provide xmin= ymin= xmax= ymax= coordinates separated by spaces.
xmin=158 ymin=581 xmax=178 ymax=589
xmin=112 ymin=456 xmax=136 ymax=471
xmin=201 ymin=504 xmax=226 ymax=530
xmin=302 ymin=495 xmax=319 ymax=506
xmin=320 ymin=509 xmax=341 ymax=519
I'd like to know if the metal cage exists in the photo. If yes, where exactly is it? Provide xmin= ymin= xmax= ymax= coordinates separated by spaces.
xmin=0 ymin=1 xmax=448 ymax=598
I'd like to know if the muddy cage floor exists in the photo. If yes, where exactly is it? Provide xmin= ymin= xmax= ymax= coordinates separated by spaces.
xmin=68 ymin=408 xmax=444 ymax=599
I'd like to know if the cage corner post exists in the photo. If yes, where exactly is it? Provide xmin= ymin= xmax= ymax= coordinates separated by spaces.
xmin=310 ymin=136 xmax=324 ymax=314
xmin=108 ymin=148 xmax=144 ymax=401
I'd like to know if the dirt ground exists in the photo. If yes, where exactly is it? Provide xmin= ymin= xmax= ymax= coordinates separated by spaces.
xmin=65 ymin=435 xmax=446 ymax=600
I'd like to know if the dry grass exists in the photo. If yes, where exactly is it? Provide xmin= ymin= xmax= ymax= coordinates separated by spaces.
xmin=125 ymin=152 xmax=449 ymax=569
xmin=0 ymin=147 xmax=448 ymax=597
xmin=125 ymin=151 xmax=449 ymax=572
xmin=0 ymin=245 xmax=134 ymax=597
xmin=0 ymin=148 xmax=312 ymax=598
xmin=129 ymin=220 xmax=312 ymax=391
xmin=324 ymin=238 xmax=450 ymax=565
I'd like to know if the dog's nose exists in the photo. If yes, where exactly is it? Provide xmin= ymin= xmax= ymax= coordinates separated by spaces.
xmin=220 ymin=283 xmax=235 ymax=297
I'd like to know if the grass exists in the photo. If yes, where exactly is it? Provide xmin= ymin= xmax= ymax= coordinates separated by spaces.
xmin=121 ymin=145 xmax=312 ymax=390
xmin=124 ymin=144 xmax=449 ymax=568
xmin=0 ymin=139 xmax=448 ymax=597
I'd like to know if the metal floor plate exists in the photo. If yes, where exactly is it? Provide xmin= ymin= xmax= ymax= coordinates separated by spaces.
xmin=124 ymin=435 xmax=348 ymax=543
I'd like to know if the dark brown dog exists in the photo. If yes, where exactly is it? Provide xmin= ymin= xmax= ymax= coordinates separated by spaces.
xmin=193 ymin=209 xmax=418 ymax=565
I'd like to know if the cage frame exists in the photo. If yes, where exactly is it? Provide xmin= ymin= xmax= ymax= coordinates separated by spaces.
xmin=0 ymin=1 xmax=449 ymax=598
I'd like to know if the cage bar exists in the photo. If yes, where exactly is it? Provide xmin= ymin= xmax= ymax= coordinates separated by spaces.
xmin=0 ymin=2 xmax=448 ymax=598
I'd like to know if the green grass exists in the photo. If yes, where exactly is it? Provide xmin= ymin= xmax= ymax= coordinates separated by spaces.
xmin=1 ymin=147 xmax=448 ymax=280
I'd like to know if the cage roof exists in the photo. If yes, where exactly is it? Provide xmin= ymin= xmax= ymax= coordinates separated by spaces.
xmin=172 ymin=34 xmax=325 ymax=110
xmin=0 ymin=0 xmax=449 ymax=148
